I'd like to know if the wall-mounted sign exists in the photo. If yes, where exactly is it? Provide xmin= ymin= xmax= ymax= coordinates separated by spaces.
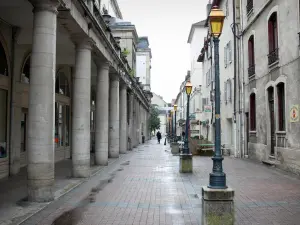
xmin=290 ymin=105 xmax=299 ymax=123
xmin=204 ymin=105 xmax=212 ymax=113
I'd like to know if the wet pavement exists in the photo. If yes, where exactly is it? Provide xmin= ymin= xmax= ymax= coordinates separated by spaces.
xmin=19 ymin=140 xmax=300 ymax=225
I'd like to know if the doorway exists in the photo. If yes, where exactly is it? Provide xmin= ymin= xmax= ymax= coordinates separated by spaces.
xmin=268 ymin=87 xmax=275 ymax=156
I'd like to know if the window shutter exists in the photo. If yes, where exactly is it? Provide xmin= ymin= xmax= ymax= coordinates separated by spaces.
xmin=229 ymin=41 xmax=232 ymax=62
xmin=224 ymin=81 xmax=227 ymax=104
xmin=268 ymin=19 xmax=274 ymax=53
xmin=228 ymin=79 xmax=232 ymax=102
xmin=224 ymin=46 xmax=227 ymax=67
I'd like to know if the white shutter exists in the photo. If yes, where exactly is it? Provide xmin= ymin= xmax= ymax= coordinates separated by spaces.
xmin=228 ymin=79 xmax=232 ymax=102
xmin=224 ymin=81 xmax=227 ymax=104
xmin=224 ymin=46 xmax=227 ymax=67
xmin=228 ymin=41 xmax=232 ymax=63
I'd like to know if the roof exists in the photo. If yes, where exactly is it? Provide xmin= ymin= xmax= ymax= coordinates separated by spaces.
xmin=187 ymin=20 xmax=206 ymax=43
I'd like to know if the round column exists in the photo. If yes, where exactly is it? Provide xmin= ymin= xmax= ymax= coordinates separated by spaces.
xmin=119 ymin=84 xmax=127 ymax=154
xmin=27 ymin=2 xmax=59 ymax=202
xmin=95 ymin=62 xmax=110 ymax=165
xmin=109 ymin=77 xmax=120 ymax=158
xmin=72 ymin=38 xmax=93 ymax=178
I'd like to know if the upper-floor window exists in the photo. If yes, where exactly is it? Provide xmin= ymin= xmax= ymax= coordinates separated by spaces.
xmin=268 ymin=12 xmax=279 ymax=65
xmin=224 ymin=79 xmax=232 ymax=104
xmin=246 ymin=0 xmax=253 ymax=15
xmin=248 ymin=35 xmax=255 ymax=77
xmin=224 ymin=41 xmax=232 ymax=68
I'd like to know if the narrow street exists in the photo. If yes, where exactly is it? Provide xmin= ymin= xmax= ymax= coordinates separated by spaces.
xmin=18 ymin=140 xmax=300 ymax=225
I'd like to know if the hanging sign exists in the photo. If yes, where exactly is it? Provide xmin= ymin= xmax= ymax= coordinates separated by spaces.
xmin=290 ymin=105 xmax=299 ymax=123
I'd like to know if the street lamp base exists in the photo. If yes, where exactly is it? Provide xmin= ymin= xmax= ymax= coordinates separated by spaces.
xmin=179 ymin=154 xmax=193 ymax=173
xmin=208 ymin=172 xmax=227 ymax=189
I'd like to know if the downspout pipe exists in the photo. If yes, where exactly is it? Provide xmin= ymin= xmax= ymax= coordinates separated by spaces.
xmin=233 ymin=0 xmax=237 ymax=124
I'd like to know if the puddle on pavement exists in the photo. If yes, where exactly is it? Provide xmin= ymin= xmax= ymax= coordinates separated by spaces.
xmin=52 ymin=172 xmax=118 ymax=225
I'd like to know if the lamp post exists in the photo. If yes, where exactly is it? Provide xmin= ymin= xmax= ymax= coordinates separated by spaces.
xmin=182 ymin=81 xmax=192 ymax=154
xmin=174 ymin=105 xmax=177 ymax=141
xmin=168 ymin=116 xmax=171 ymax=142
xmin=171 ymin=110 xmax=174 ymax=142
xmin=208 ymin=6 xmax=227 ymax=189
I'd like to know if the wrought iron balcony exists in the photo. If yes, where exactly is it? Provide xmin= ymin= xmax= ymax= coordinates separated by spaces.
xmin=248 ymin=65 xmax=255 ymax=77
xmin=246 ymin=0 xmax=253 ymax=15
xmin=268 ymin=48 xmax=279 ymax=65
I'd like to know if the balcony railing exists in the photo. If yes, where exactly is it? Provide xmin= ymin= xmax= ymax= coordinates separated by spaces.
xmin=268 ymin=48 xmax=279 ymax=65
xmin=248 ymin=65 xmax=255 ymax=77
xmin=246 ymin=0 xmax=253 ymax=15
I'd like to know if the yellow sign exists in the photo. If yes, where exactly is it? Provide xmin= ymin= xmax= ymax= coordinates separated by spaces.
xmin=290 ymin=105 xmax=299 ymax=123
xmin=215 ymin=114 xmax=220 ymax=119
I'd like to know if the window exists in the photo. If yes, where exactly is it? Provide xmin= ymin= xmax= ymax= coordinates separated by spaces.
xmin=246 ymin=0 xmax=253 ymax=15
xmin=202 ymin=98 xmax=208 ymax=111
xmin=224 ymin=46 xmax=227 ymax=67
xmin=277 ymin=83 xmax=285 ymax=131
xmin=268 ymin=12 xmax=279 ymax=65
xmin=250 ymin=93 xmax=256 ymax=131
xmin=56 ymin=72 xmax=70 ymax=96
xmin=21 ymin=55 xmax=30 ymax=83
xmin=0 ymin=41 xmax=8 ymax=76
xmin=225 ymin=0 xmax=229 ymax=18
xmin=228 ymin=41 xmax=232 ymax=63
xmin=0 ymin=89 xmax=7 ymax=158
xmin=248 ymin=35 xmax=255 ymax=77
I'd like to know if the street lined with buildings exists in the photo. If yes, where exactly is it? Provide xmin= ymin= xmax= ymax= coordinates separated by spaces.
xmin=13 ymin=140 xmax=300 ymax=225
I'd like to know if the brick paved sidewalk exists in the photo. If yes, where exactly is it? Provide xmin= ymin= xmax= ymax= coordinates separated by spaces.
xmin=19 ymin=140 xmax=300 ymax=225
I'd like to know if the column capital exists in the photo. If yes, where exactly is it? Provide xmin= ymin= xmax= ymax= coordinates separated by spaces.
xmin=71 ymin=34 xmax=95 ymax=50
xmin=30 ymin=0 xmax=61 ymax=14
xmin=100 ymin=61 xmax=111 ymax=70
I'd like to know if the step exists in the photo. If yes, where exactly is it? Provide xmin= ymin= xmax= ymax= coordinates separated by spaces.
xmin=262 ymin=159 xmax=280 ymax=166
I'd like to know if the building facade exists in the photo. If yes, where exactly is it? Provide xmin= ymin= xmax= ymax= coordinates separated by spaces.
xmin=151 ymin=93 xmax=168 ymax=136
xmin=241 ymin=0 xmax=300 ymax=174
xmin=0 ymin=0 xmax=151 ymax=202
xmin=136 ymin=37 xmax=152 ymax=91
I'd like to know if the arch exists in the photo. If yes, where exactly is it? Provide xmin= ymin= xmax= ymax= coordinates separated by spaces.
xmin=267 ymin=5 xmax=279 ymax=21
xmin=21 ymin=53 xmax=31 ymax=83
xmin=55 ymin=70 xmax=70 ymax=97
xmin=0 ymin=33 xmax=9 ymax=77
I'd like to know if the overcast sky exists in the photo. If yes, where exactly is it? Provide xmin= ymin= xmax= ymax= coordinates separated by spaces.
xmin=118 ymin=0 xmax=208 ymax=103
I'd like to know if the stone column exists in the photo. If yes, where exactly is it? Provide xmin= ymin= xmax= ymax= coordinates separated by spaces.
xmin=95 ymin=62 xmax=110 ymax=165
xmin=109 ymin=76 xmax=120 ymax=158
xmin=119 ymin=84 xmax=127 ymax=154
xmin=27 ymin=1 xmax=59 ymax=202
xmin=128 ymin=93 xmax=134 ymax=150
xmin=72 ymin=37 xmax=93 ymax=178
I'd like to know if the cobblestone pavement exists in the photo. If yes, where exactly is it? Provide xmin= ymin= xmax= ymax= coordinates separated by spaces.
xmin=20 ymin=140 xmax=300 ymax=225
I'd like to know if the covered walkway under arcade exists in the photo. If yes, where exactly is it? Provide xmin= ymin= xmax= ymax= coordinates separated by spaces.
xmin=0 ymin=0 xmax=151 ymax=204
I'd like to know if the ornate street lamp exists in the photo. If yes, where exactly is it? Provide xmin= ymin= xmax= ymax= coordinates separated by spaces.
xmin=208 ymin=5 xmax=227 ymax=189
xmin=174 ymin=104 xmax=178 ymax=141
xmin=183 ymin=81 xmax=192 ymax=154
xmin=179 ymin=80 xmax=193 ymax=173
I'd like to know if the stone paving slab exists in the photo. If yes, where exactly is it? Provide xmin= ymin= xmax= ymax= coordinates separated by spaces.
xmin=10 ymin=141 xmax=300 ymax=224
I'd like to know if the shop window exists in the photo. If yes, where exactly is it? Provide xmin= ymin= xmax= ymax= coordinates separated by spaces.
xmin=0 ymin=89 xmax=7 ymax=158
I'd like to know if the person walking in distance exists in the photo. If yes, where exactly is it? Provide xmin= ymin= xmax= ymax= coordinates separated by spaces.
xmin=156 ymin=131 xmax=162 ymax=144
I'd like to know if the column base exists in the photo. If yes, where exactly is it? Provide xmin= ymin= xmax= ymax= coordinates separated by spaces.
xmin=179 ymin=154 xmax=193 ymax=173
xmin=72 ymin=165 xmax=90 ymax=178
xmin=109 ymin=152 xmax=119 ymax=158
xmin=28 ymin=182 xmax=54 ymax=203
xmin=202 ymin=186 xmax=235 ymax=225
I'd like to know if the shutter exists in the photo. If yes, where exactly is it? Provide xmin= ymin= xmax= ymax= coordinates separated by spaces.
xmin=224 ymin=46 xmax=227 ymax=67
xmin=268 ymin=19 xmax=274 ymax=53
xmin=224 ymin=81 xmax=227 ymax=103
xmin=228 ymin=80 xmax=232 ymax=102
xmin=229 ymin=41 xmax=232 ymax=62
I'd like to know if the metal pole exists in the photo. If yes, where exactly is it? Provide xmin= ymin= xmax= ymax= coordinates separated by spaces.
xmin=183 ymin=95 xmax=190 ymax=154
xmin=174 ymin=111 xmax=177 ymax=141
xmin=208 ymin=37 xmax=227 ymax=189
xmin=171 ymin=113 xmax=174 ymax=141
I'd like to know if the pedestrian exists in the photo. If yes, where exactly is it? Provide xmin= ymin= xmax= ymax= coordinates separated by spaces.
xmin=156 ymin=131 xmax=162 ymax=144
